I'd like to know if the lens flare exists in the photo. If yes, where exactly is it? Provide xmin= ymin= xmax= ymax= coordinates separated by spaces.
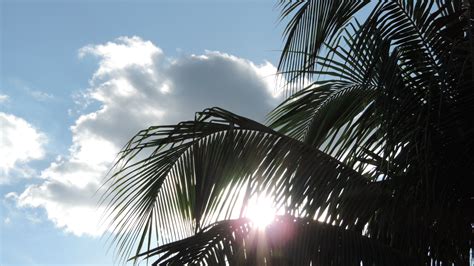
xmin=246 ymin=195 xmax=276 ymax=229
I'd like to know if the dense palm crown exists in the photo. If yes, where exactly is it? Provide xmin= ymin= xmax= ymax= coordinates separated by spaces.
xmin=101 ymin=0 xmax=474 ymax=265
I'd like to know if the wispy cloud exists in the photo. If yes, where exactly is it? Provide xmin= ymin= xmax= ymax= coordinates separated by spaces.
xmin=7 ymin=79 xmax=54 ymax=102
xmin=28 ymin=90 xmax=54 ymax=101
xmin=0 ymin=94 xmax=9 ymax=103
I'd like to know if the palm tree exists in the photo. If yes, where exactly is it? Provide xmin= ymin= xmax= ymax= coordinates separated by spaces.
xmin=101 ymin=0 xmax=473 ymax=265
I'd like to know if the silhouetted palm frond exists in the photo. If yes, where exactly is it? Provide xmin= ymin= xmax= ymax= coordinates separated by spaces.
xmin=272 ymin=0 xmax=473 ymax=264
xmin=103 ymin=0 xmax=474 ymax=265
xmin=134 ymin=216 xmax=414 ymax=266
xmin=102 ymin=108 xmax=385 ymax=263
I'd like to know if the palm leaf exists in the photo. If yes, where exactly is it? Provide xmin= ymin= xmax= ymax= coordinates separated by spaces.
xmin=102 ymin=1 xmax=474 ymax=264
xmin=133 ymin=216 xmax=414 ymax=266
xmin=101 ymin=108 xmax=381 ymax=262
xmin=277 ymin=0 xmax=370 ymax=94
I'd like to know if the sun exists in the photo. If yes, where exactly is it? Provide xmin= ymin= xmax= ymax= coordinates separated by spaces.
xmin=245 ymin=195 xmax=276 ymax=229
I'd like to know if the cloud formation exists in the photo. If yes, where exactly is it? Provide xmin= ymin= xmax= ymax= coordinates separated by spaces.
xmin=0 ymin=112 xmax=47 ymax=184
xmin=15 ymin=36 xmax=281 ymax=236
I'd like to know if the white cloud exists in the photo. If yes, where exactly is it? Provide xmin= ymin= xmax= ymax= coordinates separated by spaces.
xmin=14 ymin=36 xmax=282 ymax=237
xmin=14 ymin=182 xmax=105 ymax=235
xmin=0 ymin=112 xmax=47 ymax=183
xmin=78 ymin=36 xmax=163 ymax=78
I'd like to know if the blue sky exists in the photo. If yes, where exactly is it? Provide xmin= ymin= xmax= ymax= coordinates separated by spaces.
xmin=1 ymin=1 xmax=284 ymax=265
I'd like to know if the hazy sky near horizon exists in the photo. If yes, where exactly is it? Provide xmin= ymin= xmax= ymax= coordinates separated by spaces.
xmin=0 ymin=1 xmax=284 ymax=264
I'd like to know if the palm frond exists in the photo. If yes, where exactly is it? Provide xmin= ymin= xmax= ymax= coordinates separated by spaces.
xmin=134 ymin=216 xmax=414 ymax=266
xmin=101 ymin=107 xmax=380 ymax=262
xmin=277 ymin=0 xmax=370 ymax=94
xmin=102 ymin=1 xmax=474 ymax=264
xmin=270 ymin=1 xmax=473 ymax=263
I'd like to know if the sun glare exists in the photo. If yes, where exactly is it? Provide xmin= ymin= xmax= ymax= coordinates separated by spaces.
xmin=246 ymin=195 xmax=276 ymax=229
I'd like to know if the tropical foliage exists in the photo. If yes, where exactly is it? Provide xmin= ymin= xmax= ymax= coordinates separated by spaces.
xmin=101 ymin=0 xmax=474 ymax=265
